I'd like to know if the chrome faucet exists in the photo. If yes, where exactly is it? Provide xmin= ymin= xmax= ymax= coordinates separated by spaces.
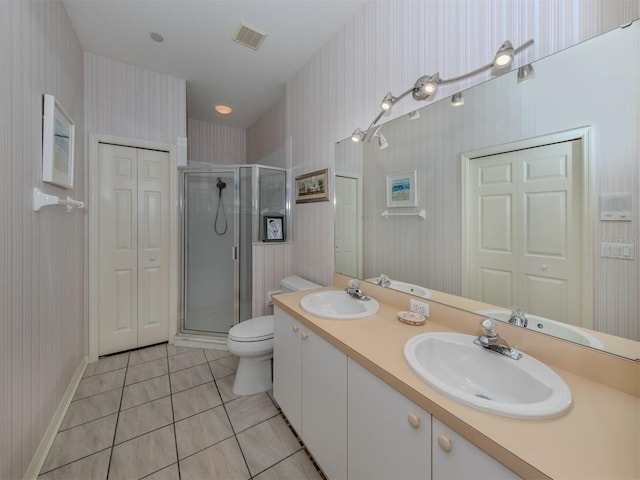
xmin=345 ymin=279 xmax=370 ymax=301
xmin=377 ymin=274 xmax=391 ymax=287
xmin=509 ymin=306 xmax=528 ymax=327
xmin=474 ymin=318 xmax=522 ymax=360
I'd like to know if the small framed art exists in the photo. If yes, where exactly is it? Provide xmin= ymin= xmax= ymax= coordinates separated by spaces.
xmin=295 ymin=169 xmax=330 ymax=203
xmin=42 ymin=94 xmax=75 ymax=189
xmin=264 ymin=215 xmax=285 ymax=242
xmin=387 ymin=170 xmax=417 ymax=208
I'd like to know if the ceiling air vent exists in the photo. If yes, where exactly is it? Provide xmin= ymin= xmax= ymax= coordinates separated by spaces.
xmin=233 ymin=21 xmax=267 ymax=50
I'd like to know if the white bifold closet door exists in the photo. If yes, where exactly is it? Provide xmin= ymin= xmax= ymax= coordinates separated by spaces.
xmin=98 ymin=143 xmax=170 ymax=356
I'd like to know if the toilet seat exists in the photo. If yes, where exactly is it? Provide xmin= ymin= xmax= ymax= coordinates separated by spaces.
xmin=228 ymin=315 xmax=274 ymax=342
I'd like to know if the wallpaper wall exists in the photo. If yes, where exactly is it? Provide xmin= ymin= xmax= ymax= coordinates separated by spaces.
xmin=0 ymin=2 xmax=85 ymax=478
xmin=188 ymin=117 xmax=246 ymax=164
xmin=283 ymin=0 xmax=639 ymax=289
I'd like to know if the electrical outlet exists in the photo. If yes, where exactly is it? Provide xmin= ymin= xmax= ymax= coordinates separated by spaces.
xmin=410 ymin=299 xmax=430 ymax=317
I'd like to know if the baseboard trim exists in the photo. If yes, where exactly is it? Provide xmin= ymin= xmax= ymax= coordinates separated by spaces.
xmin=23 ymin=356 xmax=88 ymax=480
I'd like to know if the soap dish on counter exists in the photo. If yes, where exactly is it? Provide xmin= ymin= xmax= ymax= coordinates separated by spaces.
xmin=398 ymin=311 xmax=426 ymax=326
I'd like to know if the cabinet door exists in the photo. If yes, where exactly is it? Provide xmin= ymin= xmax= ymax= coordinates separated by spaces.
xmin=302 ymin=327 xmax=347 ymax=480
xmin=432 ymin=418 xmax=521 ymax=479
xmin=348 ymin=359 xmax=431 ymax=480
xmin=273 ymin=308 xmax=302 ymax=434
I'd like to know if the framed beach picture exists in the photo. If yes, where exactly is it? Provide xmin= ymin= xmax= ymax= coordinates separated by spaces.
xmin=295 ymin=168 xmax=330 ymax=203
xmin=42 ymin=94 xmax=75 ymax=189
xmin=387 ymin=170 xmax=417 ymax=208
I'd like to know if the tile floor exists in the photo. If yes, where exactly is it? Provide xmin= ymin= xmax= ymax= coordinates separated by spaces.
xmin=39 ymin=343 xmax=325 ymax=480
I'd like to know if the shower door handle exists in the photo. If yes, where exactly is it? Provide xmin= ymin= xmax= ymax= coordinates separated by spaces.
xmin=232 ymin=246 xmax=237 ymax=260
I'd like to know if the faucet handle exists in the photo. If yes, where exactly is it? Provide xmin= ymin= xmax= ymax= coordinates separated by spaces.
xmin=348 ymin=279 xmax=360 ymax=289
xmin=480 ymin=318 xmax=498 ymax=337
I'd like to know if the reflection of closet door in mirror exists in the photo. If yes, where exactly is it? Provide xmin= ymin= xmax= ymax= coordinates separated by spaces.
xmin=467 ymin=140 xmax=583 ymax=327
xmin=335 ymin=175 xmax=361 ymax=278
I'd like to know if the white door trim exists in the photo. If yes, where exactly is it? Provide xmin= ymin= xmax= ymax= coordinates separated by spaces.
xmin=461 ymin=127 xmax=594 ymax=329
xmin=334 ymin=173 xmax=363 ymax=279
xmin=88 ymin=133 xmax=178 ymax=362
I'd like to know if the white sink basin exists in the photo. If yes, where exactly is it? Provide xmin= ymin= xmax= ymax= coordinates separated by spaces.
xmin=404 ymin=332 xmax=572 ymax=420
xmin=476 ymin=310 xmax=604 ymax=350
xmin=300 ymin=291 xmax=380 ymax=320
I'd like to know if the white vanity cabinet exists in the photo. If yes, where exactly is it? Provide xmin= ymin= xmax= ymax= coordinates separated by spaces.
xmin=347 ymin=359 xmax=431 ymax=480
xmin=432 ymin=418 xmax=522 ymax=479
xmin=273 ymin=308 xmax=348 ymax=480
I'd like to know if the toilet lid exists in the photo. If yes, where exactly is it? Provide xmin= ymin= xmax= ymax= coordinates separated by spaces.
xmin=228 ymin=315 xmax=274 ymax=342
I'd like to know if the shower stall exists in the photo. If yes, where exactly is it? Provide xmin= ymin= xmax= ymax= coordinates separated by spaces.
xmin=179 ymin=163 xmax=288 ymax=338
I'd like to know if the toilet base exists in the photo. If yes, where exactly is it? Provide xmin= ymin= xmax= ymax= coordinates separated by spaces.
xmin=232 ymin=355 xmax=272 ymax=396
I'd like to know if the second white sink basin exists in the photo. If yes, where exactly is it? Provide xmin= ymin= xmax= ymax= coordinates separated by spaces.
xmin=404 ymin=332 xmax=572 ymax=420
xmin=300 ymin=291 xmax=380 ymax=320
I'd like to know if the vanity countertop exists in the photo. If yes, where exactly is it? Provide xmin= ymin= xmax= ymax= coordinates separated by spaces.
xmin=272 ymin=281 xmax=640 ymax=480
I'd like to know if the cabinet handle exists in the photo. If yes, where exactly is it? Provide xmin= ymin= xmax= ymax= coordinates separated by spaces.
xmin=407 ymin=413 xmax=420 ymax=429
xmin=301 ymin=332 xmax=309 ymax=340
xmin=437 ymin=434 xmax=453 ymax=453
xmin=292 ymin=324 xmax=299 ymax=333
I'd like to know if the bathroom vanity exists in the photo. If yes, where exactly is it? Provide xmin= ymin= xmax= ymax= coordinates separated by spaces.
xmin=272 ymin=275 xmax=639 ymax=479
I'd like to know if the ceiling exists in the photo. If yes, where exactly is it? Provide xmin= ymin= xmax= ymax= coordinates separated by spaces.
xmin=63 ymin=0 xmax=369 ymax=129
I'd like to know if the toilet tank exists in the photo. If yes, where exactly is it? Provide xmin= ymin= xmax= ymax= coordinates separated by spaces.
xmin=280 ymin=275 xmax=321 ymax=293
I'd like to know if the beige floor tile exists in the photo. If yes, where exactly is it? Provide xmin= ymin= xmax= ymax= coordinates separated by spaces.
xmin=115 ymin=396 xmax=173 ymax=444
xmin=204 ymin=348 xmax=232 ymax=362
xmin=236 ymin=415 xmax=301 ymax=476
xmin=121 ymin=375 xmax=170 ymax=409
xmin=60 ymin=389 xmax=121 ymax=431
xmin=41 ymin=414 xmax=117 ymax=473
xmin=253 ymin=450 xmax=323 ymax=480
xmin=74 ymin=369 xmax=125 ymax=400
xmin=39 ymin=449 xmax=111 ymax=480
xmin=216 ymin=374 xmax=240 ymax=403
xmin=171 ymin=382 xmax=221 ymax=421
xmin=169 ymin=363 xmax=213 ymax=393
xmin=166 ymin=344 xmax=196 ymax=356
xmin=179 ymin=437 xmax=250 ymax=480
xmin=84 ymin=352 xmax=129 ymax=378
xmin=125 ymin=358 xmax=168 ymax=385
xmin=209 ymin=355 xmax=239 ymax=379
xmin=174 ymin=405 xmax=234 ymax=459
xmin=168 ymin=349 xmax=207 ymax=373
xmin=129 ymin=344 xmax=167 ymax=366
xmin=108 ymin=425 xmax=177 ymax=480
xmin=226 ymin=393 xmax=279 ymax=433
xmin=141 ymin=463 xmax=179 ymax=480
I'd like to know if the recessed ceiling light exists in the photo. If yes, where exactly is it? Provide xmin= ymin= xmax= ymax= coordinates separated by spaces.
xmin=150 ymin=32 xmax=164 ymax=43
xmin=214 ymin=105 xmax=233 ymax=115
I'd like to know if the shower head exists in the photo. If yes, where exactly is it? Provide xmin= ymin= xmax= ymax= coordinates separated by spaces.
xmin=216 ymin=177 xmax=227 ymax=190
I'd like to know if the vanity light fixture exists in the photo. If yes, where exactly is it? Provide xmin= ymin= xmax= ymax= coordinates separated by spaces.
xmin=517 ymin=63 xmax=535 ymax=84
xmin=493 ymin=40 xmax=515 ymax=68
xmin=351 ymin=127 xmax=366 ymax=143
xmin=351 ymin=38 xmax=534 ymax=143
xmin=451 ymin=92 xmax=464 ymax=106
xmin=380 ymin=92 xmax=397 ymax=111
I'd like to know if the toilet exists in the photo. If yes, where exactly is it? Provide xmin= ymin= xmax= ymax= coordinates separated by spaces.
xmin=227 ymin=275 xmax=321 ymax=395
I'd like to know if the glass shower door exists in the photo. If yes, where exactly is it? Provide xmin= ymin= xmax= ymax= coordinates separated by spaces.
xmin=183 ymin=170 xmax=238 ymax=334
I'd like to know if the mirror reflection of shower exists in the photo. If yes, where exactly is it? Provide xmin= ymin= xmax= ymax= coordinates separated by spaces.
xmin=215 ymin=176 xmax=228 ymax=235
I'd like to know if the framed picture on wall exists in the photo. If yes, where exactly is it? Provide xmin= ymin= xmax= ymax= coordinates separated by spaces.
xmin=42 ymin=94 xmax=75 ymax=189
xmin=387 ymin=170 xmax=417 ymax=208
xmin=264 ymin=215 xmax=285 ymax=242
xmin=295 ymin=169 xmax=330 ymax=203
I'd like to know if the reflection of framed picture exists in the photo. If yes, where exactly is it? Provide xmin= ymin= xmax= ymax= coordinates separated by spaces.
xmin=387 ymin=170 xmax=417 ymax=207
xmin=295 ymin=168 xmax=330 ymax=203
xmin=264 ymin=215 xmax=285 ymax=242
xmin=42 ymin=94 xmax=75 ymax=189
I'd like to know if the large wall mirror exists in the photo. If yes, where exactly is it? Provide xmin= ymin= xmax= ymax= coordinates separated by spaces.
xmin=335 ymin=20 xmax=639 ymax=361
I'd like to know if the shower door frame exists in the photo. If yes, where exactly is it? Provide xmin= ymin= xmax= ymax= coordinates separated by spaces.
xmin=178 ymin=164 xmax=240 ymax=338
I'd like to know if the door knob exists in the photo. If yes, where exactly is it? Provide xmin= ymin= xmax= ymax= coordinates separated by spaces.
xmin=541 ymin=264 xmax=548 ymax=270
xmin=407 ymin=413 xmax=420 ymax=429
xmin=437 ymin=434 xmax=453 ymax=453
xmin=292 ymin=324 xmax=299 ymax=333
xmin=149 ymin=256 xmax=156 ymax=261
xmin=301 ymin=332 xmax=309 ymax=340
